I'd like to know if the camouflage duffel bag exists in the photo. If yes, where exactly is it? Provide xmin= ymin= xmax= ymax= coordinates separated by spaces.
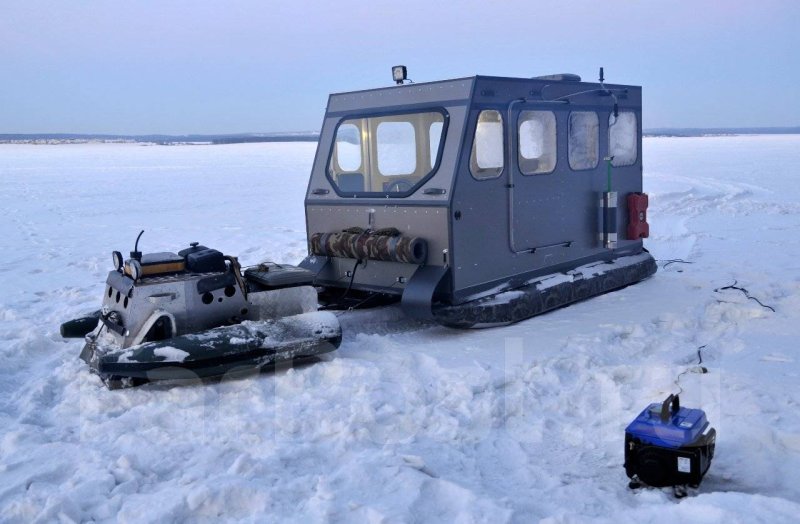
xmin=310 ymin=227 xmax=427 ymax=264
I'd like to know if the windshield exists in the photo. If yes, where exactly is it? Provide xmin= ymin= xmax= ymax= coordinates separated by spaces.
xmin=328 ymin=110 xmax=446 ymax=196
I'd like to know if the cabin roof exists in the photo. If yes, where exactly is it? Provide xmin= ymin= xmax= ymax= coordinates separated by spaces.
xmin=326 ymin=74 xmax=641 ymax=114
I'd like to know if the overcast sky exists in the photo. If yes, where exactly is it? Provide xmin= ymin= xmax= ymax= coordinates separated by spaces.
xmin=1 ymin=1 xmax=798 ymax=134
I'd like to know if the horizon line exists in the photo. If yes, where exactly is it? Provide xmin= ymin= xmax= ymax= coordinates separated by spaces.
xmin=2 ymin=125 xmax=800 ymax=139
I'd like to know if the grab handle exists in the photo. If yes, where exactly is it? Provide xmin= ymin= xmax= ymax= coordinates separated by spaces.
xmin=660 ymin=394 xmax=680 ymax=422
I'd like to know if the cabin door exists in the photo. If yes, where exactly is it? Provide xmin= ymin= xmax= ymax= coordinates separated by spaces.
xmin=508 ymin=104 xmax=572 ymax=258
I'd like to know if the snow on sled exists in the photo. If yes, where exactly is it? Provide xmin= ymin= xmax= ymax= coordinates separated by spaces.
xmin=62 ymin=68 xmax=656 ymax=387
xmin=81 ymin=312 xmax=340 ymax=389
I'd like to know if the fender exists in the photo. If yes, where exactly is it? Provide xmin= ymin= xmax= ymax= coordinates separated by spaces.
xmin=401 ymin=265 xmax=450 ymax=320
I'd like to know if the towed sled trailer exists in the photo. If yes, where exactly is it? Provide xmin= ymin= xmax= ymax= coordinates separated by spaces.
xmin=61 ymin=241 xmax=342 ymax=388
xmin=62 ymin=68 xmax=655 ymax=387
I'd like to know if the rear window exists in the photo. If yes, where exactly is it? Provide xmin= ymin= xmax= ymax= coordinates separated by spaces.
xmin=609 ymin=112 xmax=638 ymax=167
xmin=568 ymin=111 xmax=599 ymax=170
xmin=328 ymin=111 xmax=446 ymax=196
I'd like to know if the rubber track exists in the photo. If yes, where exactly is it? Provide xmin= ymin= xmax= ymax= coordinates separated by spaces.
xmin=432 ymin=253 xmax=657 ymax=328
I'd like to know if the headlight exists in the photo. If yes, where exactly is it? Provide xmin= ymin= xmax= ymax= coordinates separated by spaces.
xmin=392 ymin=65 xmax=407 ymax=85
xmin=127 ymin=259 xmax=142 ymax=280
xmin=112 ymin=251 xmax=123 ymax=271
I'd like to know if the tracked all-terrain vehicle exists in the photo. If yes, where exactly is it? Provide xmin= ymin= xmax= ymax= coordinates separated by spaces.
xmin=62 ymin=68 xmax=655 ymax=387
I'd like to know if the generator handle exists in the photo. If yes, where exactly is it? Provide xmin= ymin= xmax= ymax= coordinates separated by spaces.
xmin=660 ymin=394 xmax=680 ymax=422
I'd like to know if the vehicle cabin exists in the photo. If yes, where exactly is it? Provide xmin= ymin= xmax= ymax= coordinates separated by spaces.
xmin=301 ymin=73 xmax=649 ymax=321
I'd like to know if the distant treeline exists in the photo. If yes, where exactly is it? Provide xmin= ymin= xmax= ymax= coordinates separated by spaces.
xmin=0 ymin=132 xmax=320 ymax=145
xmin=643 ymin=127 xmax=800 ymax=137
xmin=211 ymin=134 xmax=318 ymax=144
xmin=2 ymin=127 xmax=799 ymax=144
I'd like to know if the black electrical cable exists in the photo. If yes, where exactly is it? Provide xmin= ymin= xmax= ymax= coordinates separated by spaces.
xmin=347 ymin=281 xmax=400 ymax=311
xmin=325 ymin=265 xmax=405 ymax=314
xmin=317 ymin=261 xmax=361 ymax=311
xmin=599 ymin=73 xmax=620 ymax=119
xmin=674 ymin=345 xmax=709 ymax=395
xmin=714 ymin=280 xmax=775 ymax=312
xmin=548 ymin=87 xmax=627 ymax=102
xmin=657 ymin=258 xmax=693 ymax=269
xmin=348 ymin=292 xmax=379 ymax=311
xmin=344 ymin=260 xmax=360 ymax=293
xmin=224 ymin=256 xmax=248 ymax=301
xmin=134 ymin=230 xmax=144 ymax=252
xmin=674 ymin=369 xmax=690 ymax=396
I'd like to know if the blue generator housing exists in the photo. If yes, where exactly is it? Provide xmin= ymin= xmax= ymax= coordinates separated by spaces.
xmin=624 ymin=395 xmax=716 ymax=489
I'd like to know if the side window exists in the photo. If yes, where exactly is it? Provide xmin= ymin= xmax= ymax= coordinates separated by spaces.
xmin=568 ymin=111 xmax=599 ymax=170
xmin=470 ymin=110 xmax=504 ymax=179
xmin=518 ymin=110 xmax=556 ymax=175
xmin=334 ymin=123 xmax=362 ymax=172
xmin=377 ymin=121 xmax=416 ymax=176
xmin=609 ymin=112 xmax=638 ymax=167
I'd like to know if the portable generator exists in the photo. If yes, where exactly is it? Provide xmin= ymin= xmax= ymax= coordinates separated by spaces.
xmin=624 ymin=394 xmax=716 ymax=493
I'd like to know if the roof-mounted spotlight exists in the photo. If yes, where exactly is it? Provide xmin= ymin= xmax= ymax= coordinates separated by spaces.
xmin=392 ymin=65 xmax=408 ymax=85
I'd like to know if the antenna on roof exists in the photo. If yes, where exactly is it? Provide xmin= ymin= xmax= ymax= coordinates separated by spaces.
xmin=599 ymin=66 xmax=619 ymax=118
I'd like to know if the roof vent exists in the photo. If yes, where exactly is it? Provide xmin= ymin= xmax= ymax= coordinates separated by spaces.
xmin=532 ymin=73 xmax=581 ymax=82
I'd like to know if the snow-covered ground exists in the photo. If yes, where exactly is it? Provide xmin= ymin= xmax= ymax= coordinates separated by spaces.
xmin=1 ymin=137 xmax=799 ymax=522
